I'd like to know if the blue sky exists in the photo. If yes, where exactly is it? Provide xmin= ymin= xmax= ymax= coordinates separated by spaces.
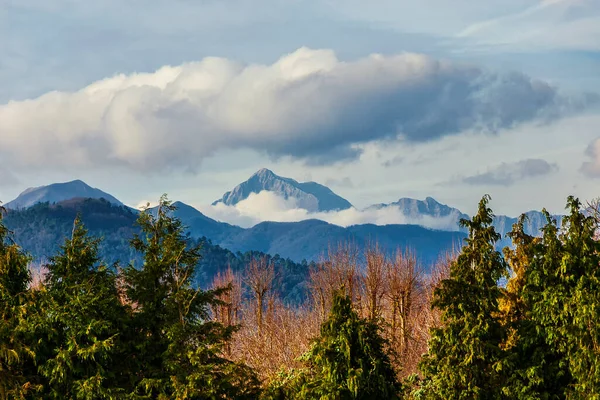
xmin=1 ymin=0 xmax=600 ymax=221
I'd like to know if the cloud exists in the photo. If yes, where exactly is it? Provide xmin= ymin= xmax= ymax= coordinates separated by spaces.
xmin=201 ymin=190 xmax=462 ymax=231
xmin=457 ymin=0 xmax=600 ymax=52
xmin=581 ymin=138 xmax=600 ymax=178
xmin=325 ymin=177 xmax=354 ymax=188
xmin=382 ymin=155 xmax=405 ymax=168
xmin=461 ymin=158 xmax=559 ymax=186
xmin=0 ymin=47 xmax=593 ymax=173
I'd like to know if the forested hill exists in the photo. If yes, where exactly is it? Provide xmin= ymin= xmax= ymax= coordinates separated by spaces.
xmin=2 ymin=198 xmax=311 ymax=303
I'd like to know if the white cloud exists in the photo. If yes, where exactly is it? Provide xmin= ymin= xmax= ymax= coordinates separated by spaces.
xmin=0 ymin=47 xmax=588 ymax=174
xmin=201 ymin=190 xmax=462 ymax=231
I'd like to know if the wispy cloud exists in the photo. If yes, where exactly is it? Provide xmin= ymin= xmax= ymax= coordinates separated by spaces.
xmin=460 ymin=158 xmax=559 ymax=186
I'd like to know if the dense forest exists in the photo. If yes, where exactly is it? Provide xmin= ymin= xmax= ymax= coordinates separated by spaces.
xmin=2 ymin=194 xmax=600 ymax=399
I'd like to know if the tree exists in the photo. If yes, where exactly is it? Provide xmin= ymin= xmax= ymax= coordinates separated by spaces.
xmin=35 ymin=216 xmax=130 ymax=399
xmin=0 ymin=204 xmax=34 ymax=399
xmin=363 ymin=244 xmax=387 ymax=322
xmin=384 ymin=249 xmax=424 ymax=375
xmin=122 ymin=196 xmax=259 ymax=399
xmin=500 ymin=213 xmax=570 ymax=398
xmin=267 ymin=291 xmax=401 ymax=399
xmin=246 ymin=256 xmax=276 ymax=335
xmin=419 ymin=195 xmax=508 ymax=399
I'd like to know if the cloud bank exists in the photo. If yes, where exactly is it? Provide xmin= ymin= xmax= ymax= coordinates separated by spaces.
xmin=201 ymin=190 xmax=462 ymax=231
xmin=0 ymin=47 xmax=592 ymax=174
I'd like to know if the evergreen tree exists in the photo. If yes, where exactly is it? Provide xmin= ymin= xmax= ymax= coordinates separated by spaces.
xmin=419 ymin=195 xmax=508 ymax=399
xmin=501 ymin=214 xmax=569 ymax=399
xmin=122 ymin=195 xmax=259 ymax=399
xmin=524 ymin=197 xmax=600 ymax=398
xmin=266 ymin=291 xmax=400 ymax=399
xmin=35 ymin=216 xmax=130 ymax=399
xmin=559 ymin=197 xmax=600 ymax=398
xmin=0 ymin=204 xmax=34 ymax=399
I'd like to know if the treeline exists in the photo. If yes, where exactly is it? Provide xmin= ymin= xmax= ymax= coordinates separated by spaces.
xmin=2 ymin=195 xmax=600 ymax=399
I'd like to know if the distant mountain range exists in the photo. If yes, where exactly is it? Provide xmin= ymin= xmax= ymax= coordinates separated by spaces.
xmin=212 ymin=168 xmax=353 ymax=212
xmin=3 ymin=197 xmax=462 ymax=269
xmin=1 ymin=170 xmax=565 ymax=266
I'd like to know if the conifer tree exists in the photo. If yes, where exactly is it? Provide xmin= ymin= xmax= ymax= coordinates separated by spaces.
xmin=526 ymin=197 xmax=600 ymax=398
xmin=35 ymin=216 xmax=130 ymax=399
xmin=0 ymin=204 xmax=34 ymax=399
xmin=419 ymin=195 xmax=508 ymax=399
xmin=122 ymin=195 xmax=259 ymax=399
xmin=267 ymin=291 xmax=400 ymax=399
xmin=501 ymin=214 xmax=569 ymax=398
xmin=560 ymin=197 xmax=600 ymax=397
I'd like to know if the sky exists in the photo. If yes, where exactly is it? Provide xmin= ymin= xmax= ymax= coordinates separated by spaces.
xmin=1 ymin=0 xmax=600 ymax=223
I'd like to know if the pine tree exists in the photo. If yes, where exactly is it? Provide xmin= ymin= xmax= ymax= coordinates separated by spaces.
xmin=419 ymin=195 xmax=508 ymax=399
xmin=0 ymin=204 xmax=34 ymax=399
xmin=266 ymin=291 xmax=401 ymax=399
xmin=122 ymin=195 xmax=259 ymax=399
xmin=35 ymin=216 xmax=130 ymax=399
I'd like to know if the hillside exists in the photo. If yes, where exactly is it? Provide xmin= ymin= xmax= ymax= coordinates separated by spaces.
xmin=2 ymin=199 xmax=310 ymax=302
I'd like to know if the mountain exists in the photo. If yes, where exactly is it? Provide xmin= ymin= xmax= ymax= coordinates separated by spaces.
xmin=210 ymin=219 xmax=464 ymax=266
xmin=367 ymin=197 xmax=562 ymax=244
xmin=213 ymin=168 xmax=353 ymax=212
xmin=4 ymin=180 xmax=124 ymax=210
xmin=367 ymin=197 xmax=469 ymax=231
xmin=149 ymin=201 xmax=243 ymax=241
xmin=4 ymin=196 xmax=462 ymax=274
xmin=1 ymin=198 xmax=310 ymax=303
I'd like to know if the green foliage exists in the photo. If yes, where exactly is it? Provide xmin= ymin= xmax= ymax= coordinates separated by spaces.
xmin=0 ymin=204 xmax=34 ymax=400
xmin=34 ymin=216 xmax=130 ymax=399
xmin=420 ymin=195 xmax=508 ymax=399
xmin=266 ymin=291 xmax=401 ymax=399
xmin=501 ymin=212 xmax=571 ymax=399
xmin=6 ymin=193 xmax=600 ymax=399
xmin=516 ymin=197 xmax=600 ymax=399
xmin=122 ymin=195 xmax=260 ymax=399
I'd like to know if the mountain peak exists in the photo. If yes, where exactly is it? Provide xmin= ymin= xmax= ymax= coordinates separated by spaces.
xmin=5 ymin=180 xmax=124 ymax=210
xmin=253 ymin=168 xmax=276 ymax=178
xmin=213 ymin=169 xmax=352 ymax=212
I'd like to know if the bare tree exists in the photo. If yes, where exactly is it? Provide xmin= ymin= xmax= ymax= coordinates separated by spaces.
xmin=385 ymin=249 xmax=424 ymax=360
xmin=246 ymin=256 xmax=275 ymax=334
xmin=210 ymin=266 xmax=243 ymax=328
xmin=363 ymin=243 xmax=387 ymax=322
xmin=308 ymin=242 xmax=361 ymax=320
